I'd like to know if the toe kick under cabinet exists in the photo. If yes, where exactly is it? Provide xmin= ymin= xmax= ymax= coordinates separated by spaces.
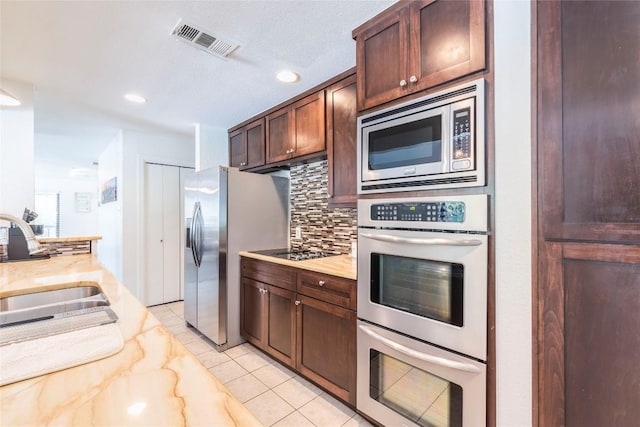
xmin=240 ymin=257 xmax=357 ymax=406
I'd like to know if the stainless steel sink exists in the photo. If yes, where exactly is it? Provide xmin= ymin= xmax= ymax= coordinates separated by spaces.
xmin=0 ymin=283 xmax=118 ymax=345
xmin=1 ymin=285 xmax=104 ymax=312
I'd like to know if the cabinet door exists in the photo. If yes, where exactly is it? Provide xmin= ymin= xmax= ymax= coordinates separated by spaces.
xmin=265 ymin=284 xmax=296 ymax=368
xmin=266 ymin=107 xmax=292 ymax=163
xmin=240 ymin=278 xmax=266 ymax=349
xmin=296 ymin=295 xmax=356 ymax=405
xmin=245 ymin=118 xmax=266 ymax=169
xmin=229 ymin=128 xmax=246 ymax=168
xmin=291 ymin=91 xmax=326 ymax=157
xmin=326 ymin=74 xmax=357 ymax=207
xmin=354 ymin=7 xmax=410 ymax=111
xmin=409 ymin=0 xmax=485 ymax=92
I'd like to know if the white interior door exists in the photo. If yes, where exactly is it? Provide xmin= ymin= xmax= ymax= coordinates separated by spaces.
xmin=162 ymin=165 xmax=180 ymax=303
xmin=144 ymin=163 xmax=164 ymax=306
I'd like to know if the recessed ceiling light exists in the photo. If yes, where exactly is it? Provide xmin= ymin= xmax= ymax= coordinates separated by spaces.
xmin=124 ymin=93 xmax=147 ymax=104
xmin=0 ymin=88 xmax=21 ymax=106
xmin=276 ymin=70 xmax=299 ymax=83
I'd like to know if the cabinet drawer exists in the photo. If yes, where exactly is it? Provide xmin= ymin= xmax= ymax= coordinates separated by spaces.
xmin=297 ymin=272 xmax=356 ymax=310
xmin=241 ymin=258 xmax=297 ymax=291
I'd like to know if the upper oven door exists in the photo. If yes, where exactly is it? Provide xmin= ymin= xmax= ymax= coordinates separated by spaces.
xmin=358 ymin=228 xmax=487 ymax=360
xmin=360 ymin=105 xmax=450 ymax=183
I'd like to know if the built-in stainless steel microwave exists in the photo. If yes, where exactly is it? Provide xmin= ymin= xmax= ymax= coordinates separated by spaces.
xmin=357 ymin=79 xmax=485 ymax=194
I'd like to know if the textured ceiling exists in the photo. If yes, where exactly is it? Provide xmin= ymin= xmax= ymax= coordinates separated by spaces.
xmin=0 ymin=0 xmax=394 ymax=178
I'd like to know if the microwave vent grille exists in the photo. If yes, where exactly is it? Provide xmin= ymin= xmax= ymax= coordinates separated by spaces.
xmin=362 ymin=175 xmax=478 ymax=191
xmin=361 ymin=84 xmax=478 ymax=124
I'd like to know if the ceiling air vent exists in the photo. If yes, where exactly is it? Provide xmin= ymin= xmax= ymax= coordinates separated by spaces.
xmin=170 ymin=19 xmax=239 ymax=59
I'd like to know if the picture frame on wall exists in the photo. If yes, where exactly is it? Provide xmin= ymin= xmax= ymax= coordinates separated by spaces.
xmin=101 ymin=177 xmax=117 ymax=204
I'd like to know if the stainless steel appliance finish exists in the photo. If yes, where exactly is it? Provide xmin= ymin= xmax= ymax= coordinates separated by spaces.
xmin=356 ymin=194 xmax=488 ymax=426
xmin=357 ymin=78 xmax=485 ymax=194
xmin=357 ymin=194 xmax=488 ymax=360
xmin=184 ymin=167 xmax=289 ymax=348
xmin=357 ymin=320 xmax=486 ymax=427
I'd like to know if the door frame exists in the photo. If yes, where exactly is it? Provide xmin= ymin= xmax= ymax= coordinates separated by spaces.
xmin=136 ymin=155 xmax=194 ymax=304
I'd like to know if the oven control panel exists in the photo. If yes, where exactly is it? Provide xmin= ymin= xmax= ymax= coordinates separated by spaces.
xmin=371 ymin=201 xmax=465 ymax=223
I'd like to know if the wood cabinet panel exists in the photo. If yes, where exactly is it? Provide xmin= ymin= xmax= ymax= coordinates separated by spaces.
xmin=564 ymin=254 xmax=640 ymax=426
xmin=240 ymin=278 xmax=266 ymax=347
xmin=354 ymin=0 xmax=485 ymax=111
xmin=297 ymin=271 xmax=356 ymax=311
xmin=356 ymin=9 xmax=408 ymax=111
xmin=539 ymin=0 xmax=640 ymax=244
xmin=535 ymin=2 xmax=640 ymax=425
xmin=292 ymin=91 xmax=326 ymax=157
xmin=296 ymin=295 xmax=356 ymax=405
xmin=266 ymin=108 xmax=292 ymax=163
xmin=241 ymin=258 xmax=296 ymax=291
xmin=265 ymin=285 xmax=296 ymax=367
xmin=326 ymin=74 xmax=357 ymax=207
xmin=240 ymin=257 xmax=356 ymax=406
xmin=410 ymin=0 xmax=485 ymax=91
xmin=245 ymin=119 xmax=265 ymax=169
xmin=229 ymin=129 xmax=245 ymax=168
xmin=228 ymin=118 xmax=265 ymax=170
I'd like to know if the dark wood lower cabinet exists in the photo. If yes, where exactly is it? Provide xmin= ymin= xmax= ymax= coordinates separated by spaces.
xmin=265 ymin=284 xmax=296 ymax=368
xmin=240 ymin=257 xmax=357 ymax=406
xmin=296 ymin=295 xmax=356 ymax=405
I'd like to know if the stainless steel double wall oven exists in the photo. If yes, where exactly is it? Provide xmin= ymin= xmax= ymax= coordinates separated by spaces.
xmin=357 ymin=195 xmax=488 ymax=427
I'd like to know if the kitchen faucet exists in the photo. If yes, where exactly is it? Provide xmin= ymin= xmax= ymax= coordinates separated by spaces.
xmin=0 ymin=213 xmax=47 ymax=255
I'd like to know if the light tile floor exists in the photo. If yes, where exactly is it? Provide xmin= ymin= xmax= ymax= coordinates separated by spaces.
xmin=149 ymin=301 xmax=373 ymax=427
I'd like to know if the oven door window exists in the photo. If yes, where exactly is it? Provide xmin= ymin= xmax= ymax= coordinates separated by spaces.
xmin=371 ymin=253 xmax=463 ymax=327
xmin=370 ymin=350 xmax=462 ymax=427
xmin=367 ymin=115 xmax=442 ymax=170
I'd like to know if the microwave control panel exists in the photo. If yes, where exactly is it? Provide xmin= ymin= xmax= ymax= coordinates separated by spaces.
xmin=452 ymin=107 xmax=472 ymax=164
xmin=371 ymin=202 xmax=465 ymax=223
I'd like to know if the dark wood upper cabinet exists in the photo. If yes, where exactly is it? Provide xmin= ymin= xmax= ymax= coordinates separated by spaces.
xmin=353 ymin=0 xmax=486 ymax=111
xmin=326 ymin=74 xmax=357 ymax=208
xmin=228 ymin=118 xmax=265 ymax=170
xmin=266 ymin=91 xmax=326 ymax=164
xmin=538 ymin=0 xmax=640 ymax=244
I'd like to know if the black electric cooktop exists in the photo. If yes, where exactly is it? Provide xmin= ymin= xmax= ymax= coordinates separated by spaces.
xmin=251 ymin=248 xmax=328 ymax=261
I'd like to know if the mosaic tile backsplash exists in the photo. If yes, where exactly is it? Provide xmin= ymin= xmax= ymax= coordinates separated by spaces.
xmin=290 ymin=160 xmax=357 ymax=255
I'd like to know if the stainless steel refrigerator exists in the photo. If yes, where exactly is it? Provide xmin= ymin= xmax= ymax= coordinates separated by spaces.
xmin=184 ymin=166 xmax=289 ymax=348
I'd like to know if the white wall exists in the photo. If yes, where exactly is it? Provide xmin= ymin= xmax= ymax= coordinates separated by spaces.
xmin=0 ymin=80 xmax=34 ymax=217
xmin=120 ymin=128 xmax=194 ymax=299
xmin=97 ymin=132 xmax=124 ymax=280
xmin=494 ymin=1 xmax=532 ymax=425
xmin=36 ymin=177 xmax=99 ymax=236
xmin=195 ymin=123 xmax=228 ymax=171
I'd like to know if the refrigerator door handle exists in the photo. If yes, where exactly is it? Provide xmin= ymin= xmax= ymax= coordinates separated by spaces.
xmin=191 ymin=202 xmax=200 ymax=267
xmin=194 ymin=202 xmax=204 ymax=267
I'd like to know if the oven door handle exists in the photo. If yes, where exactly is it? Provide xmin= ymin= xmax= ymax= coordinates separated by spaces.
xmin=359 ymin=232 xmax=483 ymax=247
xmin=359 ymin=324 xmax=481 ymax=373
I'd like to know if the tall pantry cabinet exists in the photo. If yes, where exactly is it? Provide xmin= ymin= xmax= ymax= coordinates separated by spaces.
xmin=535 ymin=1 xmax=640 ymax=426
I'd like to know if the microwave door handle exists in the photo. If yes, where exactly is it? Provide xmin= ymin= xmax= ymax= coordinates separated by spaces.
xmin=359 ymin=324 xmax=481 ymax=373
xmin=359 ymin=232 xmax=483 ymax=247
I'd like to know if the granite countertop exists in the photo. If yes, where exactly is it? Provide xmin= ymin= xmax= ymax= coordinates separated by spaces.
xmin=37 ymin=235 xmax=102 ymax=243
xmin=0 ymin=255 xmax=260 ymax=426
xmin=239 ymin=251 xmax=357 ymax=280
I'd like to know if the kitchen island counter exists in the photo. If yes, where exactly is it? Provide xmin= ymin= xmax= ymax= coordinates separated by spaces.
xmin=0 ymin=255 xmax=261 ymax=426
xmin=239 ymin=251 xmax=356 ymax=280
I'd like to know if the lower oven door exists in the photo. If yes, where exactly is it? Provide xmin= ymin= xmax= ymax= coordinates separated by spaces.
xmin=358 ymin=228 xmax=487 ymax=360
xmin=357 ymin=320 xmax=486 ymax=427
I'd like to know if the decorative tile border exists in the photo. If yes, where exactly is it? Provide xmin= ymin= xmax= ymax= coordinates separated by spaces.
xmin=0 ymin=241 xmax=91 ymax=262
xmin=289 ymin=160 xmax=357 ymax=255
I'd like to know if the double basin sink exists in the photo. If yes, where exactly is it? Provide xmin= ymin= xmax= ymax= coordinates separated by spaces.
xmin=0 ymin=283 xmax=118 ymax=345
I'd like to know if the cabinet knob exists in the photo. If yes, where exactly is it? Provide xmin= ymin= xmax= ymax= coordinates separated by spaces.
xmin=260 ymin=288 xmax=267 ymax=294
xmin=399 ymin=79 xmax=407 ymax=87
xmin=295 ymin=300 xmax=301 ymax=306
xmin=409 ymin=75 xmax=418 ymax=83
xmin=240 ymin=161 xmax=246 ymax=166
xmin=318 ymin=280 xmax=325 ymax=287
